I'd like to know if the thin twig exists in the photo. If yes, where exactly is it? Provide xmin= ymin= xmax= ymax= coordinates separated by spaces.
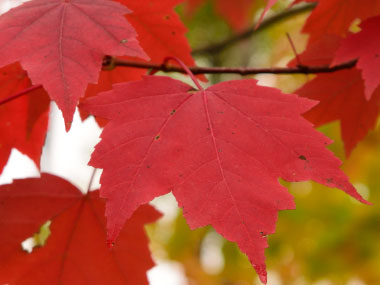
xmin=286 ymin=32 xmax=303 ymax=67
xmin=113 ymin=57 xmax=357 ymax=75
xmin=192 ymin=3 xmax=317 ymax=55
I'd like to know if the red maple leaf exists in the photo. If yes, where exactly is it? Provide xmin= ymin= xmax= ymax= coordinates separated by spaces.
xmin=295 ymin=69 xmax=380 ymax=156
xmin=288 ymin=34 xmax=379 ymax=156
xmin=0 ymin=173 xmax=161 ymax=285
xmin=0 ymin=0 xmax=147 ymax=129
xmin=334 ymin=16 xmax=380 ymax=100
xmin=301 ymin=0 xmax=380 ymax=43
xmin=83 ymin=75 xmax=367 ymax=283
xmin=0 ymin=63 xmax=50 ymax=174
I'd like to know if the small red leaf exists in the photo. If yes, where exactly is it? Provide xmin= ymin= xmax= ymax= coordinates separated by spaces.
xmin=295 ymin=69 xmax=380 ymax=156
xmin=84 ymin=75 xmax=367 ymax=283
xmin=334 ymin=16 xmax=380 ymax=100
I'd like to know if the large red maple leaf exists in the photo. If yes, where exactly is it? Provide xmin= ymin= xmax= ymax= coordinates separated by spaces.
xmin=334 ymin=16 xmax=380 ymax=100
xmin=0 ymin=63 xmax=50 ymax=174
xmin=0 ymin=173 xmax=160 ymax=285
xmin=0 ymin=0 xmax=147 ymax=129
xmin=301 ymin=0 xmax=380 ymax=44
xmin=83 ymin=75 xmax=367 ymax=283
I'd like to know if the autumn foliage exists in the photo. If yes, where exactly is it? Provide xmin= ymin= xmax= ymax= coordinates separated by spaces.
xmin=0 ymin=0 xmax=379 ymax=284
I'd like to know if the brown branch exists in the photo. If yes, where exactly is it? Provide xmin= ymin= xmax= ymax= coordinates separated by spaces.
xmin=0 ymin=57 xmax=357 ymax=107
xmin=192 ymin=3 xmax=317 ymax=55
xmin=113 ymin=57 xmax=357 ymax=75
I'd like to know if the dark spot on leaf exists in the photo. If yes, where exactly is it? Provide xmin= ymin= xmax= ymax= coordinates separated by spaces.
xmin=326 ymin=178 xmax=333 ymax=183
xmin=375 ymin=54 xmax=379 ymax=58
xmin=155 ymin=135 xmax=160 ymax=140
xmin=164 ymin=15 xmax=170 ymax=20
xmin=299 ymin=155 xmax=306 ymax=160
xmin=171 ymin=31 xmax=176 ymax=35
xmin=170 ymin=109 xmax=176 ymax=115
xmin=259 ymin=231 xmax=267 ymax=237
xmin=146 ymin=165 xmax=151 ymax=169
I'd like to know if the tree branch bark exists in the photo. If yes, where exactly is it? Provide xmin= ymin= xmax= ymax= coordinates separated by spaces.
xmin=112 ymin=57 xmax=357 ymax=75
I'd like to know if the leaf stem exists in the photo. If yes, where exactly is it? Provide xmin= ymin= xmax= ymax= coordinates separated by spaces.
xmin=286 ymin=32 xmax=303 ymax=67
xmin=161 ymin=56 xmax=204 ymax=90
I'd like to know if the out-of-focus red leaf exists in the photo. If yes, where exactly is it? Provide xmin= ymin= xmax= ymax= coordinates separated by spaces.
xmin=301 ymin=0 xmax=380 ymax=44
xmin=288 ymin=34 xmax=379 ymax=156
xmin=0 ymin=173 xmax=161 ymax=285
xmin=296 ymin=69 xmax=380 ymax=156
xmin=0 ymin=63 xmax=49 ymax=174
xmin=334 ymin=16 xmax=380 ymax=99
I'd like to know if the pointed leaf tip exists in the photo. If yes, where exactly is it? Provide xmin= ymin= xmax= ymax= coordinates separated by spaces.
xmin=254 ymin=264 xmax=267 ymax=284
